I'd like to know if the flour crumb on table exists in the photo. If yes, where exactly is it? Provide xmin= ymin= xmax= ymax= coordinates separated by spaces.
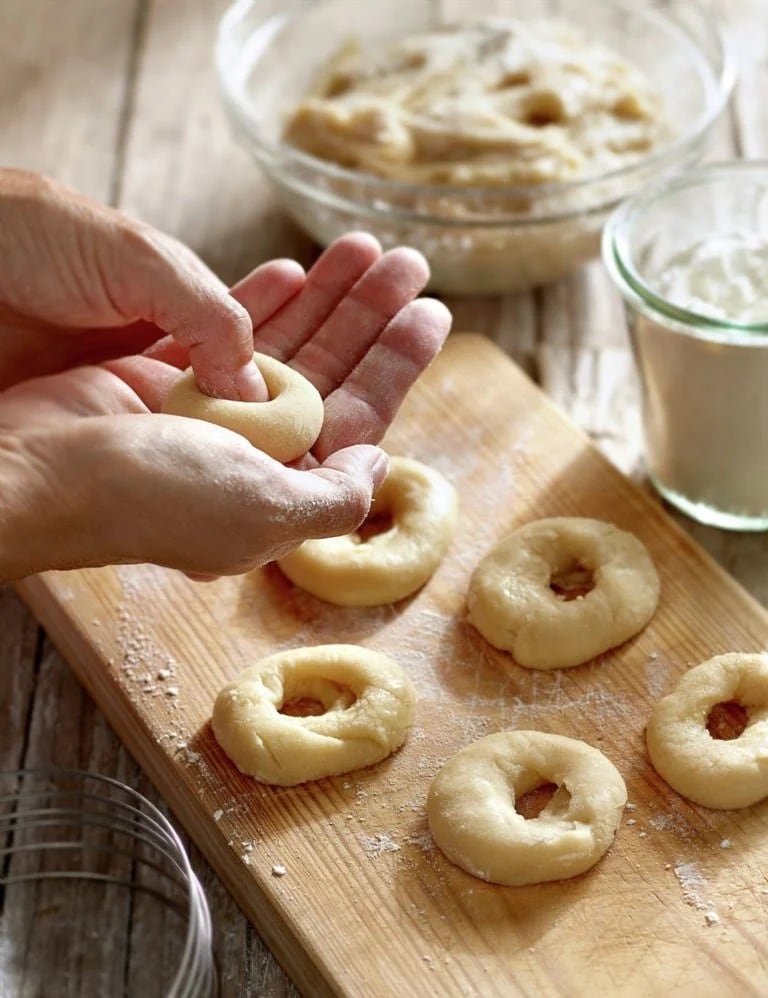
xmin=213 ymin=809 xmax=223 ymax=822
xmin=704 ymin=911 xmax=720 ymax=926
xmin=359 ymin=833 xmax=401 ymax=855
xmin=673 ymin=862 xmax=714 ymax=913
xmin=719 ymin=839 xmax=732 ymax=849
xmin=272 ymin=865 xmax=287 ymax=877
xmin=405 ymin=830 xmax=435 ymax=852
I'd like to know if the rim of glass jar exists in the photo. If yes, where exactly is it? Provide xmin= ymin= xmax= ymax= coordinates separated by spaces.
xmin=0 ymin=768 xmax=215 ymax=998
xmin=216 ymin=0 xmax=734 ymax=213
xmin=603 ymin=161 xmax=768 ymax=342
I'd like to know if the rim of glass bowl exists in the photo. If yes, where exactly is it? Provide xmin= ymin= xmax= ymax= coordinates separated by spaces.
xmin=603 ymin=160 xmax=768 ymax=343
xmin=215 ymin=0 xmax=734 ymax=227
xmin=0 ymin=768 xmax=215 ymax=998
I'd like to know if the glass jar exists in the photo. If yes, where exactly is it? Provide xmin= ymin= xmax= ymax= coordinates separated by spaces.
xmin=603 ymin=162 xmax=768 ymax=531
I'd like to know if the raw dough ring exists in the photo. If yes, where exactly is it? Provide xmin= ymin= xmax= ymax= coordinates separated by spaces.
xmin=646 ymin=652 xmax=768 ymax=809
xmin=427 ymin=730 xmax=627 ymax=886
xmin=161 ymin=351 xmax=324 ymax=462
xmin=277 ymin=456 xmax=458 ymax=606
xmin=467 ymin=517 xmax=660 ymax=669
xmin=211 ymin=644 xmax=416 ymax=786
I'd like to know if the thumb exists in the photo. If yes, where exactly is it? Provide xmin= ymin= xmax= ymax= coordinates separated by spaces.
xmin=315 ymin=444 xmax=390 ymax=492
xmin=187 ymin=445 xmax=389 ymax=582
xmin=277 ymin=445 xmax=390 ymax=547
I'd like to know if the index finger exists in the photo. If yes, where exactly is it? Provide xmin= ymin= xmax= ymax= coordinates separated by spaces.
xmin=123 ymin=226 xmax=265 ymax=400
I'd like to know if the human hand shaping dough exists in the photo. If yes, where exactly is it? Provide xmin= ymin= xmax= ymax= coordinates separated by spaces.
xmin=0 ymin=169 xmax=451 ymax=580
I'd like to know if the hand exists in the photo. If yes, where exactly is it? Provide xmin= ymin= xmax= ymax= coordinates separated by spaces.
xmin=123 ymin=230 xmax=452 ymax=463
xmin=0 ymin=402 xmax=389 ymax=579
xmin=0 ymin=190 xmax=450 ymax=578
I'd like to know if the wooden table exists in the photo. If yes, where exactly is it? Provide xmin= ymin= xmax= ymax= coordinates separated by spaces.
xmin=0 ymin=1 xmax=766 ymax=994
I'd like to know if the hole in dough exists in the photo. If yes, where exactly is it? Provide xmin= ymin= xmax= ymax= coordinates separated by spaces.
xmin=515 ymin=781 xmax=560 ymax=819
xmin=549 ymin=561 xmax=595 ymax=601
xmin=354 ymin=509 xmax=395 ymax=543
xmin=706 ymin=700 xmax=749 ymax=741
xmin=280 ymin=697 xmax=328 ymax=717
xmin=279 ymin=678 xmax=357 ymax=718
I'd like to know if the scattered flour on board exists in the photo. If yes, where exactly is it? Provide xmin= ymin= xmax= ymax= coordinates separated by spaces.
xmin=115 ymin=580 xmax=180 ymax=704
xmin=647 ymin=811 xmax=694 ymax=840
xmin=645 ymin=652 xmax=673 ymax=699
xmin=359 ymin=833 xmax=401 ymax=855
xmin=404 ymin=830 xmax=435 ymax=852
xmin=241 ymin=839 xmax=258 ymax=865
xmin=673 ymin=862 xmax=718 ymax=924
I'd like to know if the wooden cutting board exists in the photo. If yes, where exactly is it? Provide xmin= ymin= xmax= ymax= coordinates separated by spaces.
xmin=16 ymin=333 xmax=768 ymax=997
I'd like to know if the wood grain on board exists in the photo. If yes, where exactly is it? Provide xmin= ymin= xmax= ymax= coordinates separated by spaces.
xmin=16 ymin=334 xmax=768 ymax=997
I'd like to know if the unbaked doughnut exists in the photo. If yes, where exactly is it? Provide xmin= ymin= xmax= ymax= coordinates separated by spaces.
xmin=467 ymin=517 xmax=660 ymax=669
xmin=211 ymin=644 xmax=416 ymax=786
xmin=427 ymin=730 xmax=627 ymax=886
xmin=277 ymin=456 xmax=458 ymax=606
xmin=161 ymin=351 xmax=324 ymax=462
xmin=646 ymin=652 xmax=768 ymax=809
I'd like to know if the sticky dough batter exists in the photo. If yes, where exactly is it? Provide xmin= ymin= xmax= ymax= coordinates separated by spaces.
xmin=162 ymin=352 xmax=324 ymax=463
xmin=284 ymin=19 xmax=666 ymax=186
xmin=646 ymin=652 xmax=768 ymax=809
xmin=427 ymin=730 xmax=627 ymax=885
xmin=467 ymin=517 xmax=660 ymax=669
xmin=212 ymin=644 xmax=416 ymax=785
xmin=278 ymin=456 xmax=458 ymax=606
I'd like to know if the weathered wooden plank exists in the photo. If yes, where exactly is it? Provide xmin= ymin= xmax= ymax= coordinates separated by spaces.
xmin=0 ymin=589 xmax=40 ymax=774
xmin=0 ymin=0 xmax=141 ymax=199
xmin=119 ymin=0 xmax=315 ymax=286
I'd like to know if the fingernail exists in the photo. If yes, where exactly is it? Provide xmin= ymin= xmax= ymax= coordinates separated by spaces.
xmin=235 ymin=361 xmax=269 ymax=402
xmin=369 ymin=449 xmax=390 ymax=490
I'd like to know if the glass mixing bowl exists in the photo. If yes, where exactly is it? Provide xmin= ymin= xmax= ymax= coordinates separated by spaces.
xmin=216 ymin=0 xmax=732 ymax=294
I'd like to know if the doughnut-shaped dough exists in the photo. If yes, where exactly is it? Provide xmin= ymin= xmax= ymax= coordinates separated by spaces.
xmin=211 ymin=644 xmax=416 ymax=786
xmin=646 ymin=653 xmax=768 ymax=809
xmin=427 ymin=731 xmax=627 ymax=886
xmin=467 ymin=517 xmax=660 ymax=669
xmin=161 ymin=351 xmax=324 ymax=462
xmin=277 ymin=456 xmax=458 ymax=606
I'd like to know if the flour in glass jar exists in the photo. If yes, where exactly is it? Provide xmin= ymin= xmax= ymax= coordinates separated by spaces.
xmin=629 ymin=230 xmax=768 ymax=524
